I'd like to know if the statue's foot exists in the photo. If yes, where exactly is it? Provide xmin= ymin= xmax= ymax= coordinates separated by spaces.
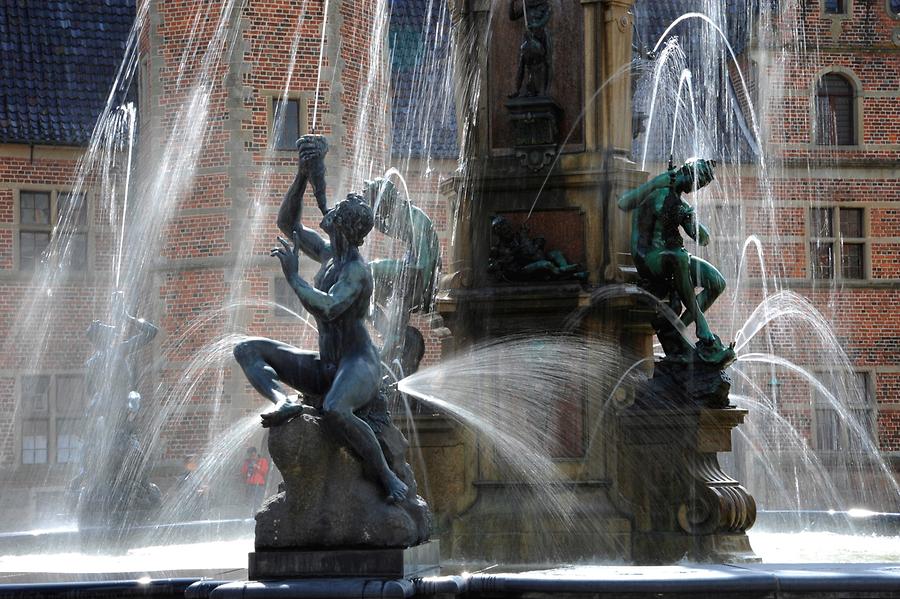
xmin=384 ymin=475 xmax=409 ymax=505
xmin=695 ymin=335 xmax=736 ymax=367
xmin=261 ymin=400 xmax=305 ymax=428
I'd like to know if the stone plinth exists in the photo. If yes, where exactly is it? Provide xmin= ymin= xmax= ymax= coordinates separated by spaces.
xmin=618 ymin=406 xmax=758 ymax=564
xmin=256 ymin=406 xmax=431 ymax=551
xmin=248 ymin=541 xmax=440 ymax=580
xmin=505 ymin=96 xmax=562 ymax=172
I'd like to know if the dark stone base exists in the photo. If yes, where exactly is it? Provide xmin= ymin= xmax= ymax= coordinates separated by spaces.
xmin=637 ymin=358 xmax=733 ymax=408
xmin=248 ymin=541 xmax=440 ymax=580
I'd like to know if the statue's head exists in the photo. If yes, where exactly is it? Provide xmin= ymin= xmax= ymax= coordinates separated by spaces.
xmin=491 ymin=215 xmax=514 ymax=241
xmin=322 ymin=193 xmax=375 ymax=247
xmin=674 ymin=158 xmax=716 ymax=193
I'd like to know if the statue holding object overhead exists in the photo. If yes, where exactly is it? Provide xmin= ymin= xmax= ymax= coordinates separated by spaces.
xmin=617 ymin=158 xmax=735 ymax=370
xmin=233 ymin=134 xmax=430 ymax=549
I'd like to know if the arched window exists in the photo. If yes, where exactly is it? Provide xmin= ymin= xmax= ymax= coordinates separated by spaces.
xmin=815 ymin=73 xmax=855 ymax=145
xmin=889 ymin=0 xmax=900 ymax=18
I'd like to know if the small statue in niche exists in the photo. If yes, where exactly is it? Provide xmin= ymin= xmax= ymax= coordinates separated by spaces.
xmin=488 ymin=215 xmax=587 ymax=283
xmin=617 ymin=158 xmax=735 ymax=369
xmin=508 ymin=0 xmax=552 ymax=98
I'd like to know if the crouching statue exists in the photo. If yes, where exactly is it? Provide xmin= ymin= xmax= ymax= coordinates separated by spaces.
xmin=233 ymin=135 xmax=430 ymax=549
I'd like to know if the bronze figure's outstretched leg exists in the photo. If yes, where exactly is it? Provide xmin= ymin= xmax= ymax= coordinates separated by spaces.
xmin=233 ymin=338 xmax=327 ymax=426
xmin=321 ymin=356 xmax=409 ymax=504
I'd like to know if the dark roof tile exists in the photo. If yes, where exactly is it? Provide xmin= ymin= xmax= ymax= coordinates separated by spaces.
xmin=0 ymin=0 xmax=134 ymax=146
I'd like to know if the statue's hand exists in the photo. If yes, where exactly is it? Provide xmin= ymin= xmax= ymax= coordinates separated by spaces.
xmin=297 ymin=135 xmax=328 ymax=171
xmin=271 ymin=232 xmax=301 ymax=280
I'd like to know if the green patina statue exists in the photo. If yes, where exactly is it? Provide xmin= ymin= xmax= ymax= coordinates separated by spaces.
xmin=363 ymin=177 xmax=440 ymax=377
xmin=618 ymin=158 xmax=734 ymax=368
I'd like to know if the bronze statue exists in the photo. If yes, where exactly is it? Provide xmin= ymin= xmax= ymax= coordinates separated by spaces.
xmin=363 ymin=177 xmax=439 ymax=377
xmin=234 ymin=140 xmax=409 ymax=504
xmin=509 ymin=0 xmax=552 ymax=98
xmin=488 ymin=215 xmax=586 ymax=283
xmin=617 ymin=158 xmax=734 ymax=367
xmin=76 ymin=291 xmax=161 ymax=533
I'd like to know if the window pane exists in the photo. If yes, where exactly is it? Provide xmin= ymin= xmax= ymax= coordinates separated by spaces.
xmin=847 ymin=407 xmax=875 ymax=451
xmin=274 ymin=277 xmax=306 ymax=318
xmin=20 ymin=191 xmax=50 ymax=225
xmin=816 ymin=75 xmax=854 ymax=145
xmin=713 ymin=205 xmax=742 ymax=238
xmin=57 ymin=420 xmax=82 ymax=464
xmin=892 ymin=0 xmax=900 ymax=16
xmin=811 ymin=243 xmax=834 ymax=278
xmin=57 ymin=192 xmax=87 ymax=227
xmin=22 ymin=419 xmax=48 ymax=464
xmin=814 ymin=408 xmax=840 ymax=451
xmin=20 ymin=231 xmax=51 ymax=271
xmin=839 ymin=208 xmax=863 ymax=238
xmin=274 ymin=99 xmax=301 ymax=151
xmin=22 ymin=375 xmax=51 ymax=412
xmin=61 ymin=232 xmax=88 ymax=271
xmin=824 ymin=0 xmax=845 ymax=13
xmin=811 ymin=208 xmax=833 ymax=238
xmin=841 ymin=243 xmax=864 ymax=279
xmin=57 ymin=375 xmax=86 ymax=415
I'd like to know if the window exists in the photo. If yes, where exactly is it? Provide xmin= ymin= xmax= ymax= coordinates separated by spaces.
xmin=18 ymin=190 xmax=89 ymax=271
xmin=824 ymin=0 xmax=847 ymax=13
xmin=813 ymin=372 xmax=875 ymax=452
xmin=889 ymin=0 xmax=900 ymax=17
xmin=22 ymin=419 xmax=49 ymax=464
xmin=273 ymin=277 xmax=306 ymax=319
xmin=815 ymin=74 xmax=855 ymax=145
xmin=57 ymin=192 xmax=88 ymax=270
xmin=19 ymin=191 xmax=52 ymax=271
xmin=707 ymin=204 xmax=744 ymax=267
xmin=272 ymin=98 xmax=304 ymax=151
xmin=809 ymin=207 xmax=865 ymax=280
xmin=20 ymin=374 xmax=84 ymax=465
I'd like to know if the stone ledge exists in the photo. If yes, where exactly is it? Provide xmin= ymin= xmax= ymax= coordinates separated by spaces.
xmin=248 ymin=541 xmax=440 ymax=580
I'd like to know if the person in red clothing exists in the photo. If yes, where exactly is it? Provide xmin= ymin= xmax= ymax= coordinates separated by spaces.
xmin=241 ymin=446 xmax=269 ymax=517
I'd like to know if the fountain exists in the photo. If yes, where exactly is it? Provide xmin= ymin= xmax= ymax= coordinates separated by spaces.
xmin=0 ymin=0 xmax=899 ymax=596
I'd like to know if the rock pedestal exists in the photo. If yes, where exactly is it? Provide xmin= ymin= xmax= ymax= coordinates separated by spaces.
xmin=255 ymin=406 xmax=431 ymax=552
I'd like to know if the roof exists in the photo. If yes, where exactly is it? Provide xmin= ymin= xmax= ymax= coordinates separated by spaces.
xmin=631 ymin=0 xmax=760 ymax=164
xmin=0 ymin=0 xmax=135 ymax=146
xmin=389 ymin=0 xmax=458 ymax=160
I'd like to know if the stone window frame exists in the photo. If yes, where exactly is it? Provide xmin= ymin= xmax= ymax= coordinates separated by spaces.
xmin=271 ymin=257 xmax=316 ymax=321
xmin=809 ymin=68 xmax=863 ymax=147
xmin=18 ymin=372 xmax=86 ymax=466
xmin=271 ymin=275 xmax=308 ymax=320
xmin=808 ymin=205 xmax=868 ymax=281
xmin=265 ymin=92 xmax=309 ymax=152
xmin=811 ymin=370 xmax=876 ymax=453
xmin=14 ymin=187 xmax=92 ymax=274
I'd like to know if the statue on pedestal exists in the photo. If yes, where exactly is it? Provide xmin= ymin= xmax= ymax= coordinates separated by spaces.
xmin=233 ymin=135 xmax=430 ymax=549
xmin=508 ymin=0 xmax=552 ymax=98
xmin=74 ymin=291 xmax=161 ymax=534
xmin=618 ymin=159 xmax=735 ymax=406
